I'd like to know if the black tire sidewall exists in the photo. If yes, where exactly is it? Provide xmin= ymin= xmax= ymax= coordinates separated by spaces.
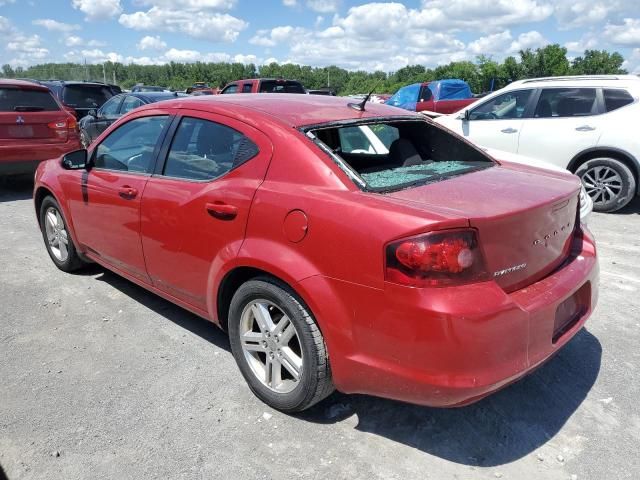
xmin=228 ymin=279 xmax=322 ymax=412
xmin=577 ymin=158 xmax=636 ymax=213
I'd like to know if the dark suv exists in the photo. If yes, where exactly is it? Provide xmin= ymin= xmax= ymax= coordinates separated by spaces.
xmin=40 ymin=81 xmax=121 ymax=120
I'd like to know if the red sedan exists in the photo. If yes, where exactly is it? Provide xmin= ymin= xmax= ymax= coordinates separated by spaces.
xmin=1 ymin=79 xmax=80 ymax=175
xmin=33 ymin=94 xmax=599 ymax=412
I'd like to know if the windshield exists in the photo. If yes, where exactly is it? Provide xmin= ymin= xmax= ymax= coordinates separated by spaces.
xmin=62 ymin=85 xmax=113 ymax=109
xmin=309 ymin=119 xmax=494 ymax=192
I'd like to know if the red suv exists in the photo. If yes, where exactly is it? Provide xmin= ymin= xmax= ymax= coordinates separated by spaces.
xmin=0 ymin=79 xmax=80 ymax=176
xmin=33 ymin=94 xmax=598 ymax=412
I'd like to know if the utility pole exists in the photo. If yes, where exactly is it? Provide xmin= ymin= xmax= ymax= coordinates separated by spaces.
xmin=327 ymin=68 xmax=330 ymax=87
xmin=83 ymin=58 xmax=88 ymax=81
xmin=102 ymin=63 xmax=106 ymax=84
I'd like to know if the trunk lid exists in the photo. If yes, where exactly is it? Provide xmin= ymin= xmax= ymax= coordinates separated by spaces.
xmin=384 ymin=165 xmax=581 ymax=291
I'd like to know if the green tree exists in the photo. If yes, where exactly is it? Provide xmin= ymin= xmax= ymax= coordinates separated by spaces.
xmin=571 ymin=50 xmax=627 ymax=75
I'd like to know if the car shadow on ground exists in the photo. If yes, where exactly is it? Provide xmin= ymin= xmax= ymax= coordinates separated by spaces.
xmin=90 ymin=267 xmax=601 ymax=468
xmin=0 ymin=175 xmax=33 ymax=203
xmin=300 ymin=328 xmax=602 ymax=467
xmin=615 ymin=196 xmax=640 ymax=215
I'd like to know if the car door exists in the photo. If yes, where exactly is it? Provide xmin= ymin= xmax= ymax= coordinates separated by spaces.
xmin=457 ymin=89 xmax=535 ymax=153
xmin=517 ymin=87 xmax=602 ymax=168
xmin=66 ymin=111 xmax=172 ymax=282
xmin=93 ymin=94 xmax=123 ymax=138
xmin=140 ymin=111 xmax=272 ymax=311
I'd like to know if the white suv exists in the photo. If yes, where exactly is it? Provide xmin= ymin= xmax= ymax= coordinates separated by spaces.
xmin=435 ymin=75 xmax=640 ymax=212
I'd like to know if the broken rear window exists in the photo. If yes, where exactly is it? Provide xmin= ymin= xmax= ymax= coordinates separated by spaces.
xmin=307 ymin=119 xmax=494 ymax=192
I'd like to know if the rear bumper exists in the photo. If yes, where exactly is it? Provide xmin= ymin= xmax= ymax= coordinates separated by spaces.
xmin=0 ymin=139 xmax=81 ymax=175
xmin=300 ymin=228 xmax=598 ymax=407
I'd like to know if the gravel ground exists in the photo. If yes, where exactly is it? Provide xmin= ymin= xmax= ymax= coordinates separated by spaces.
xmin=1 ymin=176 xmax=639 ymax=480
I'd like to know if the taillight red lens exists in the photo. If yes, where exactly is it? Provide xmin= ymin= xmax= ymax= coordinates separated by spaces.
xmin=385 ymin=229 xmax=489 ymax=287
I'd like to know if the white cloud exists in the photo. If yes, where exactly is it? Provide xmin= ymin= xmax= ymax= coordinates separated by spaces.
xmin=119 ymin=7 xmax=247 ymax=42
xmin=0 ymin=15 xmax=17 ymax=38
xmin=6 ymin=34 xmax=49 ymax=60
xmin=71 ymin=0 xmax=122 ymax=21
xmin=250 ymin=26 xmax=305 ymax=47
xmin=468 ymin=31 xmax=512 ymax=56
xmin=564 ymin=35 xmax=599 ymax=53
xmin=604 ymin=18 xmax=640 ymax=47
xmin=32 ymin=19 xmax=80 ymax=33
xmin=622 ymin=48 xmax=640 ymax=74
xmin=65 ymin=35 xmax=83 ymax=47
xmin=307 ymin=0 xmax=340 ymax=13
xmin=509 ymin=30 xmax=549 ymax=53
xmin=553 ymin=0 xmax=637 ymax=30
xmin=137 ymin=35 xmax=167 ymax=51
xmin=283 ymin=0 xmax=297 ymax=6
xmin=135 ymin=0 xmax=236 ymax=8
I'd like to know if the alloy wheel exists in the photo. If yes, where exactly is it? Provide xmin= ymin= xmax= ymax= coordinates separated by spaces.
xmin=581 ymin=165 xmax=623 ymax=207
xmin=44 ymin=206 xmax=69 ymax=262
xmin=239 ymin=299 xmax=303 ymax=393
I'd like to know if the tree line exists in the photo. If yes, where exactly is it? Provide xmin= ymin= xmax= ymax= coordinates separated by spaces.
xmin=1 ymin=45 xmax=628 ymax=95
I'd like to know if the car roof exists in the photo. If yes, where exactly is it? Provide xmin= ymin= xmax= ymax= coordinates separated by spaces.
xmin=0 ymin=78 xmax=50 ymax=91
xmin=128 ymin=91 xmax=181 ymax=101
xmin=140 ymin=93 xmax=418 ymax=127
xmin=508 ymin=75 xmax=640 ymax=89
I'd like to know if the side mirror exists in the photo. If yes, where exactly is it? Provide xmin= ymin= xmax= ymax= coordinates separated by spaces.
xmin=88 ymin=109 xmax=97 ymax=118
xmin=457 ymin=110 xmax=471 ymax=121
xmin=61 ymin=149 xmax=88 ymax=170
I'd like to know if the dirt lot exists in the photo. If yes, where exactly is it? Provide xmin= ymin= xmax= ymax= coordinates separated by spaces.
xmin=1 ymin=176 xmax=639 ymax=480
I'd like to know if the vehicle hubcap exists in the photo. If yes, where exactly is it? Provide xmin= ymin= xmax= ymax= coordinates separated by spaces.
xmin=239 ymin=300 xmax=303 ymax=393
xmin=44 ymin=207 xmax=69 ymax=262
xmin=582 ymin=166 xmax=623 ymax=206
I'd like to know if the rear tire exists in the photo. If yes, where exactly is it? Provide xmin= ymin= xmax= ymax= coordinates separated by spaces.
xmin=228 ymin=277 xmax=334 ymax=412
xmin=39 ymin=196 xmax=85 ymax=272
xmin=576 ymin=157 xmax=636 ymax=213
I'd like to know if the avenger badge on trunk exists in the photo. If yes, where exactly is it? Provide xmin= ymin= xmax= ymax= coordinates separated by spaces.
xmin=15 ymin=116 xmax=24 ymax=124
xmin=493 ymin=263 xmax=527 ymax=277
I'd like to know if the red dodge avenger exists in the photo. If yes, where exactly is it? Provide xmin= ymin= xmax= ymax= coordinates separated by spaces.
xmin=34 ymin=94 xmax=599 ymax=412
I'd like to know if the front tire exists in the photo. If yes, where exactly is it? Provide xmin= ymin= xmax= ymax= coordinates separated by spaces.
xmin=39 ymin=196 xmax=85 ymax=272
xmin=228 ymin=278 xmax=334 ymax=412
xmin=576 ymin=158 xmax=636 ymax=213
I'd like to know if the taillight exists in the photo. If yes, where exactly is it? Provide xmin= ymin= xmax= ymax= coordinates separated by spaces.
xmin=48 ymin=117 xmax=77 ymax=140
xmin=385 ymin=229 xmax=489 ymax=287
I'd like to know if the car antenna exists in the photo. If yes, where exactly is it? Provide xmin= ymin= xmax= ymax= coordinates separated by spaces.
xmin=348 ymin=79 xmax=382 ymax=112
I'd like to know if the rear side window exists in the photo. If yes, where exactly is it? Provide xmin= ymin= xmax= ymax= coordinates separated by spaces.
xmin=603 ymin=89 xmax=634 ymax=112
xmin=163 ymin=117 xmax=259 ymax=181
xmin=535 ymin=88 xmax=597 ymax=117
xmin=100 ymin=96 xmax=122 ymax=116
xmin=242 ymin=83 xmax=253 ymax=93
xmin=310 ymin=120 xmax=493 ymax=192
xmin=62 ymin=85 xmax=113 ymax=108
xmin=258 ymin=80 xmax=305 ymax=93
xmin=94 ymin=116 xmax=168 ymax=173
xmin=0 ymin=87 xmax=60 ymax=112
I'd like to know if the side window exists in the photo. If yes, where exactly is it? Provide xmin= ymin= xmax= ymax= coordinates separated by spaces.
xmin=221 ymin=84 xmax=238 ymax=94
xmin=418 ymin=85 xmax=432 ymax=102
xmin=163 ymin=117 xmax=259 ymax=181
xmin=120 ymin=96 xmax=144 ymax=114
xmin=603 ymin=89 xmax=634 ymax=112
xmin=100 ymin=96 xmax=122 ymax=116
xmin=535 ymin=88 xmax=597 ymax=118
xmin=94 ymin=116 xmax=169 ymax=173
xmin=338 ymin=125 xmax=398 ymax=154
xmin=242 ymin=83 xmax=253 ymax=93
xmin=469 ymin=90 xmax=533 ymax=120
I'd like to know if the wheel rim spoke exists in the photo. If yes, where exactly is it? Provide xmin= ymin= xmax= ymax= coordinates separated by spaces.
xmin=279 ymin=347 xmax=302 ymax=381
xmin=252 ymin=303 xmax=275 ymax=333
xmin=242 ymin=331 xmax=265 ymax=352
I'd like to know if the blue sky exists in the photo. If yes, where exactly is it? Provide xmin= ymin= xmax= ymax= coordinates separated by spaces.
xmin=1 ymin=0 xmax=639 ymax=72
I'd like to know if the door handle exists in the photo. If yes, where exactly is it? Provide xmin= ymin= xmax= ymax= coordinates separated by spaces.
xmin=500 ymin=128 xmax=518 ymax=134
xmin=576 ymin=125 xmax=595 ymax=132
xmin=118 ymin=185 xmax=138 ymax=200
xmin=206 ymin=202 xmax=238 ymax=220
